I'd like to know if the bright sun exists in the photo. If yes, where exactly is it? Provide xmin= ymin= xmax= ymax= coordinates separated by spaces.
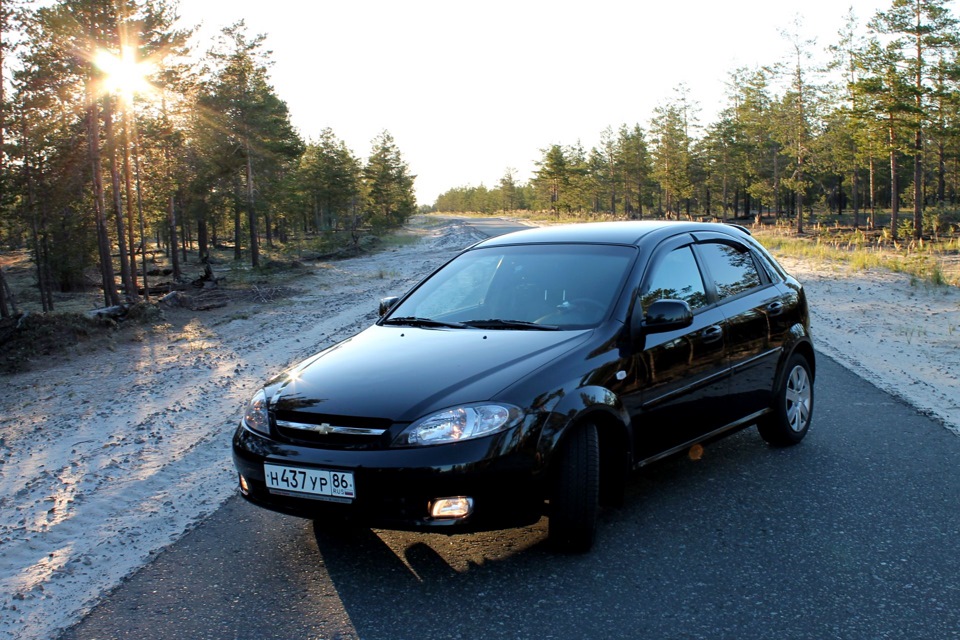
xmin=94 ymin=47 xmax=155 ymax=102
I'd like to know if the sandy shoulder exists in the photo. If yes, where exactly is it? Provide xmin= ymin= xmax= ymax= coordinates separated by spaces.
xmin=776 ymin=254 xmax=960 ymax=436
xmin=0 ymin=219 xmax=486 ymax=640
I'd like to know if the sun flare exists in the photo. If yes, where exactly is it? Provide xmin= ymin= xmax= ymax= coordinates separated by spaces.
xmin=94 ymin=46 xmax=155 ymax=102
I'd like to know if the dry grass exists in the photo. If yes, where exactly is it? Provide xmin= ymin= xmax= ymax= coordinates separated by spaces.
xmin=754 ymin=222 xmax=960 ymax=288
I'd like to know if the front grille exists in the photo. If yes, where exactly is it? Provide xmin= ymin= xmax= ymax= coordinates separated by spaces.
xmin=273 ymin=411 xmax=395 ymax=449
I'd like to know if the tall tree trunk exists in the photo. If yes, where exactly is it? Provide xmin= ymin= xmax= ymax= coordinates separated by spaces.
xmin=721 ymin=172 xmax=728 ymax=222
xmin=246 ymin=147 xmax=260 ymax=268
xmin=133 ymin=121 xmax=149 ymax=300
xmin=938 ymin=138 xmax=946 ymax=205
xmin=774 ymin=152 xmax=782 ymax=217
xmin=851 ymin=166 xmax=859 ymax=229
xmin=796 ymin=189 xmax=804 ymax=234
xmin=86 ymin=85 xmax=120 ymax=307
xmin=636 ymin=174 xmax=644 ymax=219
xmin=179 ymin=192 xmax=188 ymax=264
xmin=264 ymin=191 xmax=273 ymax=249
xmin=913 ymin=24 xmax=923 ymax=240
xmin=0 ymin=268 xmax=9 ymax=318
xmin=0 ymin=267 xmax=16 ymax=317
xmin=889 ymin=116 xmax=900 ymax=241
xmin=869 ymin=156 xmax=877 ymax=230
xmin=104 ymin=100 xmax=134 ymax=300
xmin=30 ymin=217 xmax=51 ymax=313
xmin=168 ymin=194 xmax=181 ymax=280
xmin=914 ymin=127 xmax=923 ymax=239
xmin=233 ymin=175 xmax=243 ymax=261
xmin=26 ymin=152 xmax=52 ymax=312
xmin=795 ymin=142 xmax=804 ymax=233
xmin=121 ymin=109 xmax=139 ymax=297
xmin=198 ymin=212 xmax=209 ymax=263
xmin=39 ymin=205 xmax=54 ymax=310
xmin=0 ymin=0 xmax=6 ymax=306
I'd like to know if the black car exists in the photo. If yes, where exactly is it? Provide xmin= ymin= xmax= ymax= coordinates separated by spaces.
xmin=232 ymin=221 xmax=814 ymax=551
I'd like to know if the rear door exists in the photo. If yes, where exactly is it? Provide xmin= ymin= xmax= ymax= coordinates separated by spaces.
xmin=693 ymin=235 xmax=790 ymax=419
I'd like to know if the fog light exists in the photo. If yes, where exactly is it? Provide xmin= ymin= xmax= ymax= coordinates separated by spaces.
xmin=430 ymin=496 xmax=474 ymax=519
xmin=238 ymin=473 xmax=250 ymax=496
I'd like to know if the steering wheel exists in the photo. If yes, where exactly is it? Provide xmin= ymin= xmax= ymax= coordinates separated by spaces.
xmin=567 ymin=298 xmax=606 ymax=314
xmin=536 ymin=298 xmax=606 ymax=324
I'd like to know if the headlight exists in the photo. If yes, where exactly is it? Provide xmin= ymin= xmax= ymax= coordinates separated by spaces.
xmin=242 ymin=389 xmax=270 ymax=435
xmin=394 ymin=404 xmax=520 ymax=446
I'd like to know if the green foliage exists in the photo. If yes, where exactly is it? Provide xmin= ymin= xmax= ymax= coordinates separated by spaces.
xmin=650 ymin=91 xmax=696 ymax=217
xmin=1 ymin=2 xmax=419 ymax=313
xmin=362 ymin=131 xmax=416 ymax=231
xmin=426 ymin=1 xmax=960 ymax=245
xmin=293 ymin=128 xmax=361 ymax=233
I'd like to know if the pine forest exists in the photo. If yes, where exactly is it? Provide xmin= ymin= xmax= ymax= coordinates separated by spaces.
xmin=3 ymin=0 xmax=960 ymax=321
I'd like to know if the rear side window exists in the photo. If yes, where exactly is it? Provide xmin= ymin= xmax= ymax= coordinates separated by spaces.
xmin=642 ymin=246 xmax=708 ymax=312
xmin=697 ymin=242 xmax=762 ymax=300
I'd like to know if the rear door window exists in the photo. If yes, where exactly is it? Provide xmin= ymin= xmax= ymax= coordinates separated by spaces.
xmin=696 ymin=242 xmax=762 ymax=300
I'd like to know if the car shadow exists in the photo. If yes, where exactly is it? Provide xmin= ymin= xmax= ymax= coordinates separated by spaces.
xmin=309 ymin=429 xmax=775 ymax=639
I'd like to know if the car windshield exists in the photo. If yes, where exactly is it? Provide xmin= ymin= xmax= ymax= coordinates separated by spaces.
xmin=383 ymin=243 xmax=637 ymax=330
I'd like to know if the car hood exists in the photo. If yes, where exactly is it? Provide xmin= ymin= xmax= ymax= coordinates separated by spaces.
xmin=269 ymin=325 xmax=592 ymax=422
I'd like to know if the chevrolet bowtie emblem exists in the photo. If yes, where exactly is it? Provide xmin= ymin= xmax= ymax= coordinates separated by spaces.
xmin=309 ymin=423 xmax=334 ymax=434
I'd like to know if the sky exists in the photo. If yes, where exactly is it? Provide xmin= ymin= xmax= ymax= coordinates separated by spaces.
xmin=175 ymin=0 xmax=896 ymax=206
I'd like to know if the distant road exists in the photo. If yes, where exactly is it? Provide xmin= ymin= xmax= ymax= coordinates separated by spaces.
xmin=458 ymin=216 xmax=530 ymax=238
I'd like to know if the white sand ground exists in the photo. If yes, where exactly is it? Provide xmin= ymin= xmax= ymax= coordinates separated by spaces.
xmin=0 ymin=218 xmax=958 ymax=640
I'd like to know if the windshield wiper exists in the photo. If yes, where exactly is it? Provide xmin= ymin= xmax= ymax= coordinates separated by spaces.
xmin=381 ymin=316 xmax=469 ymax=329
xmin=463 ymin=319 xmax=560 ymax=331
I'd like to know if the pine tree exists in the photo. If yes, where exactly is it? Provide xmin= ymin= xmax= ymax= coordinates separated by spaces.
xmin=363 ymin=130 xmax=416 ymax=231
xmin=200 ymin=21 xmax=302 ymax=267
xmin=871 ymin=0 xmax=958 ymax=238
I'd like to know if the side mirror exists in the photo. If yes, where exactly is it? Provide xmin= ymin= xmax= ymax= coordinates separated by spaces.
xmin=643 ymin=299 xmax=694 ymax=332
xmin=379 ymin=296 xmax=400 ymax=317
xmin=631 ymin=298 xmax=693 ymax=347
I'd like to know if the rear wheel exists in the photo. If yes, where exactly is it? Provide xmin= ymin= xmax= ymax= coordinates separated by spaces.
xmin=548 ymin=422 xmax=600 ymax=553
xmin=758 ymin=353 xmax=814 ymax=446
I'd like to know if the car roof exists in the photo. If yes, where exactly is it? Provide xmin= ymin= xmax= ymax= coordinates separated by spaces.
xmin=472 ymin=220 xmax=749 ymax=248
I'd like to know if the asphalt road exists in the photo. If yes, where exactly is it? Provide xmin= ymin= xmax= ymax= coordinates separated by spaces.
xmin=456 ymin=216 xmax=532 ymax=239
xmin=60 ymin=353 xmax=960 ymax=640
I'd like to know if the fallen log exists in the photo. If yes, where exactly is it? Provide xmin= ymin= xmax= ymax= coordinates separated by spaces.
xmin=158 ymin=290 xmax=229 ymax=311
xmin=158 ymin=291 xmax=183 ymax=307
xmin=139 ymin=281 xmax=186 ymax=296
xmin=86 ymin=304 xmax=128 ymax=321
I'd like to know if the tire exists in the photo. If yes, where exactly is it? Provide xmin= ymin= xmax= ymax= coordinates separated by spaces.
xmin=548 ymin=422 xmax=600 ymax=553
xmin=758 ymin=353 xmax=814 ymax=447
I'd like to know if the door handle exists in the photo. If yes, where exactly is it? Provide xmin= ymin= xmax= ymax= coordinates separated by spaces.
xmin=701 ymin=325 xmax=723 ymax=343
xmin=766 ymin=301 xmax=784 ymax=316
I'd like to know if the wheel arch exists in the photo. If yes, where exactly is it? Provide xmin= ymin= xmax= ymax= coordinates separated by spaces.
xmin=784 ymin=337 xmax=816 ymax=384
xmin=537 ymin=387 xmax=633 ymax=507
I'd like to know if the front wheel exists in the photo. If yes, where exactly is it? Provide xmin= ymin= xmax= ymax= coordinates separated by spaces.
xmin=757 ymin=353 xmax=814 ymax=446
xmin=548 ymin=422 xmax=600 ymax=553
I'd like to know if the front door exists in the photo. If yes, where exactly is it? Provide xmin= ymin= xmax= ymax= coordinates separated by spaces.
xmin=629 ymin=242 xmax=731 ymax=461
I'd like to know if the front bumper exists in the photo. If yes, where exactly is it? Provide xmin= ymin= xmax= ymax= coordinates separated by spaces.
xmin=231 ymin=425 xmax=546 ymax=532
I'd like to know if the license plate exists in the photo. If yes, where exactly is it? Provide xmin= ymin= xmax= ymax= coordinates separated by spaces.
xmin=263 ymin=463 xmax=356 ymax=503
